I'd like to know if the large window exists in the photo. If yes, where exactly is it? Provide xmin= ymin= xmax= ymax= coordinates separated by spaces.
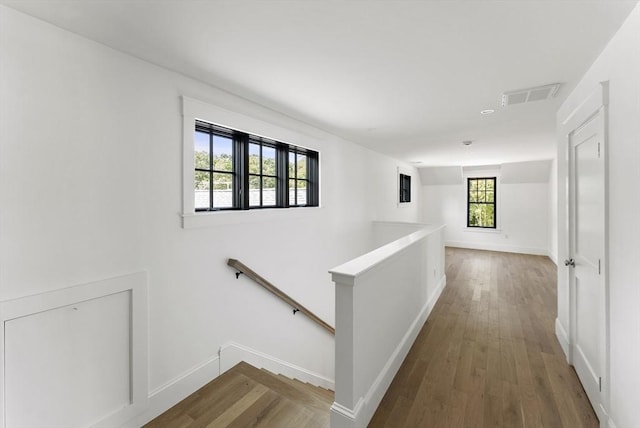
xmin=467 ymin=177 xmax=496 ymax=228
xmin=194 ymin=121 xmax=319 ymax=211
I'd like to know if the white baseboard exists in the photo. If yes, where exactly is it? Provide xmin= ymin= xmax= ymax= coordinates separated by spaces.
xmin=555 ymin=318 xmax=570 ymax=360
xmin=219 ymin=342 xmax=335 ymax=390
xmin=446 ymin=240 xmax=548 ymax=256
xmin=121 ymin=354 xmax=220 ymax=428
xmin=331 ymin=274 xmax=446 ymax=427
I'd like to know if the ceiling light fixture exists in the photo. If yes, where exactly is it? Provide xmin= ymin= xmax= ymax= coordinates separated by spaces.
xmin=480 ymin=109 xmax=495 ymax=115
xmin=462 ymin=140 xmax=473 ymax=146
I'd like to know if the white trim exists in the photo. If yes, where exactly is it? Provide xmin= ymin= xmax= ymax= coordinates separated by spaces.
xmin=331 ymin=274 xmax=446 ymax=427
xmin=219 ymin=342 xmax=334 ymax=390
xmin=445 ymin=240 xmax=548 ymax=256
xmin=0 ymin=272 xmax=148 ymax=428
xmin=607 ymin=417 xmax=618 ymax=428
xmin=463 ymin=227 xmax=502 ymax=233
xmin=555 ymin=318 xmax=570 ymax=360
xmin=122 ymin=354 xmax=220 ymax=428
xmin=330 ymin=399 xmax=364 ymax=427
xmin=182 ymin=205 xmax=324 ymax=229
xmin=560 ymin=81 xmax=610 ymax=424
xmin=181 ymin=96 xmax=322 ymax=229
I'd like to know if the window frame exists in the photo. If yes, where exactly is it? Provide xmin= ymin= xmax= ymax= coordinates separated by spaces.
xmin=466 ymin=177 xmax=497 ymax=229
xmin=193 ymin=120 xmax=319 ymax=213
xmin=399 ymin=173 xmax=411 ymax=203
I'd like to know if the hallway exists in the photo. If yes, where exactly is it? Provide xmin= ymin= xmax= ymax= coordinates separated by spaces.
xmin=370 ymin=247 xmax=598 ymax=427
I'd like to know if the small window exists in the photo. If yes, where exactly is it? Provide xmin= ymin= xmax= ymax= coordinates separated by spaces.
xmin=194 ymin=121 xmax=319 ymax=211
xmin=399 ymin=174 xmax=411 ymax=203
xmin=467 ymin=177 xmax=496 ymax=228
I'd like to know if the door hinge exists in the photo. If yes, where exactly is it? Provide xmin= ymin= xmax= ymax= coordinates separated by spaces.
xmin=598 ymin=259 xmax=601 ymax=275
xmin=598 ymin=142 xmax=601 ymax=158
xmin=599 ymin=377 xmax=602 ymax=392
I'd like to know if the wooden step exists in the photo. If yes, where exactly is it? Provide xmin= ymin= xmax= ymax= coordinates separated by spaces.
xmin=233 ymin=362 xmax=331 ymax=413
xmin=145 ymin=361 xmax=331 ymax=428
xmin=274 ymin=373 xmax=334 ymax=404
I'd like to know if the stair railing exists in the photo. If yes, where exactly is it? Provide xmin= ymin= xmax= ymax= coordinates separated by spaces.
xmin=227 ymin=258 xmax=335 ymax=335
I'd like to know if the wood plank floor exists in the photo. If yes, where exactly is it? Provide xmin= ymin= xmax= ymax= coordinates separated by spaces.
xmin=145 ymin=361 xmax=333 ymax=428
xmin=369 ymin=247 xmax=598 ymax=428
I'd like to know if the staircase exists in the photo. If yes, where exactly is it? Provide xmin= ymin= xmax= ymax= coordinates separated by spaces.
xmin=145 ymin=361 xmax=334 ymax=427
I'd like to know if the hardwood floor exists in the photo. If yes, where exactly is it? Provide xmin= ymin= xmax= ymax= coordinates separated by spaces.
xmin=144 ymin=361 xmax=333 ymax=428
xmin=369 ymin=247 xmax=598 ymax=428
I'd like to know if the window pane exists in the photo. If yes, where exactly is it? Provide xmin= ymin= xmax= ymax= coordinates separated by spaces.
xmin=262 ymin=146 xmax=276 ymax=176
xmin=478 ymin=180 xmax=486 ymax=191
xmin=470 ymin=179 xmax=478 ymax=191
xmin=469 ymin=204 xmax=482 ymax=226
xmin=486 ymin=191 xmax=494 ymax=202
xmin=195 ymin=172 xmax=210 ymax=209
xmin=195 ymin=170 xmax=209 ymax=190
xmin=289 ymin=152 xmax=296 ymax=178
xmin=289 ymin=179 xmax=296 ymax=205
xmin=262 ymin=177 xmax=276 ymax=206
xmin=485 ymin=204 xmax=495 ymax=227
xmin=297 ymin=154 xmax=307 ymax=179
xmin=477 ymin=190 xmax=485 ymax=202
xmin=249 ymin=176 xmax=260 ymax=206
xmin=195 ymin=131 xmax=210 ymax=169
xmin=212 ymin=173 xmax=233 ymax=208
xmin=486 ymin=179 xmax=495 ymax=190
xmin=212 ymin=135 xmax=233 ymax=172
xmin=297 ymin=180 xmax=307 ymax=205
xmin=249 ymin=143 xmax=260 ymax=174
xmin=469 ymin=189 xmax=478 ymax=202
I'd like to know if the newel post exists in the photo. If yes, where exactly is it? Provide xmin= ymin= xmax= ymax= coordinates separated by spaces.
xmin=329 ymin=272 xmax=360 ymax=427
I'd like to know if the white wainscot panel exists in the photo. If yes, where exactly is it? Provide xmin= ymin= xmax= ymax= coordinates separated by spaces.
xmin=0 ymin=272 xmax=148 ymax=428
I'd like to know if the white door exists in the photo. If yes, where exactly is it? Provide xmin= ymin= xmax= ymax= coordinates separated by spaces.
xmin=567 ymin=106 xmax=607 ymax=419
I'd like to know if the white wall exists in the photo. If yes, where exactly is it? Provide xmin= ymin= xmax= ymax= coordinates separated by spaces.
xmin=556 ymin=4 xmax=640 ymax=427
xmin=421 ymin=163 xmax=551 ymax=256
xmin=0 ymin=5 xmax=421 ymax=425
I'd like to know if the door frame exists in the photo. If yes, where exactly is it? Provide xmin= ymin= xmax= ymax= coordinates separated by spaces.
xmin=560 ymin=81 xmax=609 ymax=423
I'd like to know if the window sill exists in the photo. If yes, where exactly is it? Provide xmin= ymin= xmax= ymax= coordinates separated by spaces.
xmin=182 ymin=206 xmax=323 ymax=229
xmin=463 ymin=227 xmax=502 ymax=234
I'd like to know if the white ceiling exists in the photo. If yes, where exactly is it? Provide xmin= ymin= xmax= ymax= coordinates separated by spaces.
xmin=3 ymin=0 xmax=637 ymax=166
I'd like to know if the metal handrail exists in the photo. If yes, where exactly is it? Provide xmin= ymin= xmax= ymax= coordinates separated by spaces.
xmin=227 ymin=258 xmax=335 ymax=335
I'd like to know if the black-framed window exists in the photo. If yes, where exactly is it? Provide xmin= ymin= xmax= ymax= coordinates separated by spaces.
xmin=194 ymin=121 xmax=319 ymax=211
xmin=467 ymin=177 xmax=496 ymax=228
xmin=399 ymin=174 xmax=411 ymax=203
xmin=289 ymin=148 xmax=311 ymax=207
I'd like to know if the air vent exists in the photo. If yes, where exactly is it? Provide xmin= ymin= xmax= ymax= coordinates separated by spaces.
xmin=502 ymin=83 xmax=561 ymax=106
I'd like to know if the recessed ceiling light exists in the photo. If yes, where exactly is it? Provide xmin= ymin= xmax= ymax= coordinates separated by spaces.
xmin=462 ymin=140 xmax=473 ymax=146
xmin=480 ymin=109 xmax=495 ymax=115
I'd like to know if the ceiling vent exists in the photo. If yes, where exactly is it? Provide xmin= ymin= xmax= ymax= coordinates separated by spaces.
xmin=501 ymin=83 xmax=561 ymax=106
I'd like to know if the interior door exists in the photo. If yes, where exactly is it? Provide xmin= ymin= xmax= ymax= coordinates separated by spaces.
xmin=567 ymin=107 xmax=606 ymax=418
